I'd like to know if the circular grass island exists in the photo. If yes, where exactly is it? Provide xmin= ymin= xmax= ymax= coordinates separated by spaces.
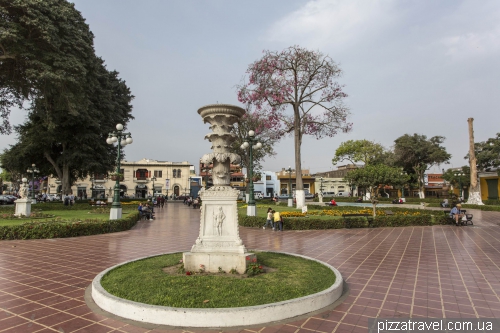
xmin=91 ymin=251 xmax=343 ymax=328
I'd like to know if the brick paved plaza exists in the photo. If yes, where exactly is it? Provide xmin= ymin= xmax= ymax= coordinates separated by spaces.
xmin=0 ymin=204 xmax=499 ymax=332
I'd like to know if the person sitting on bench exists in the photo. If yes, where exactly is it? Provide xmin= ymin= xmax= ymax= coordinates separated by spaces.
xmin=450 ymin=203 xmax=464 ymax=226
xmin=441 ymin=198 xmax=449 ymax=208
xmin=142 ymin=204 xmax=154 ymax=220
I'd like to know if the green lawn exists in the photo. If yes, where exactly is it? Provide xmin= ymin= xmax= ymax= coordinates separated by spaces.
xmin=0 ymin=203 xmax=139 ymax=226
xmin=101 ymin=252 xmax=336 ymax=308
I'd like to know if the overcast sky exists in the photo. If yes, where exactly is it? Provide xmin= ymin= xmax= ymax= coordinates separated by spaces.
xmin=2 ymin=0 xmax=499 ymax=174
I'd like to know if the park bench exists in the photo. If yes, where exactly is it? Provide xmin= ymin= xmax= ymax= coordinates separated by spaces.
xmin=384 ymin=210 xmax=394 ymax=216
xmin=342 ymin=213 xmax=373 ymax=228
xmin=89 ymin=201 xmax=107 ymax=207
xmin=443 ymin=209 xmax=472 ymax=226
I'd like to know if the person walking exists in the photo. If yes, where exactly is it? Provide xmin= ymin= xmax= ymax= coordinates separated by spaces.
xmin=273 ymin=210 xmax=283 ymax=231
xmin=263 ymin=208 xmax=274 ymax=230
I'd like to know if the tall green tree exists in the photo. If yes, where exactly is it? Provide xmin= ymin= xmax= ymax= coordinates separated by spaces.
xmin=0 ymin=0 xmax=95 ymax=134
xmin=0 ymin=1 xmax=134 ymax=194
xmin=442 ymin=166 xmax=470 ymax=197
xmin=393 ymin=134 xmax=451 ymax=198
xmin=344 ymin=164 xmax=409 ymax=216
xmin=471 ymin=133 xmax=500 ymax=175
xmin=2 ymin=61 xmax=133 ymax=194
xmin=332 ymin=139 xmax=385 ymax=166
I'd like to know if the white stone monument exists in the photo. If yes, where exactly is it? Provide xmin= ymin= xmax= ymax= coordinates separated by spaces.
xmin=14 ymin=178 xmax=31 ymax=217
xmin=183 ymin=104 xmax=255 ymax=274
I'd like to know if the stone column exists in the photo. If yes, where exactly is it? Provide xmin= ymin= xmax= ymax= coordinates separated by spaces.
xmin=183 ymin=104 xmax=256 ymax=274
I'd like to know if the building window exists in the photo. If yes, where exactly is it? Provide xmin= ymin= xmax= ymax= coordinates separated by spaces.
xmin=154 ymin=170 xmax=162 ymax=178
xmin=177 ymin=169 xmax=181 ymax=178
xmin=136 ymin=169 xmax=148 ymax=179
xmin=266 ymin=175 xmax=271 ymax=180
xmin=173 ymin=169 xmax=177 ymax=178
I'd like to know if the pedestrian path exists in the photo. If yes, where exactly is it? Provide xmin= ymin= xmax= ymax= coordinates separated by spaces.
xmin=0 ymin=205 xmax=499 ymax=332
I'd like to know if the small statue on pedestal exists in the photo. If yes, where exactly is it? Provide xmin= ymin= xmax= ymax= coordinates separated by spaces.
xmin=20 ymin=179 xmax=29 ymax=199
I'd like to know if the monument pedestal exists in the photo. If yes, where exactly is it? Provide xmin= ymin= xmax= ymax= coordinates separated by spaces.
xmin=110 ymin=207 xmax=122 ymax=220
xmin=14 ymin=198 xmax=32 ymax=217
xmin=247 ymin=204 xmax=256 ymax=216
xmin=183 ymin=186 xmax=254 ymax=274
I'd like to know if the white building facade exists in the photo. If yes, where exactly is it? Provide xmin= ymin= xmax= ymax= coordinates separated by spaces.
xmin=252 ymin=171 xmax=280 ymax=198
xmin=47 ymin=159 xmax=195 ymax=199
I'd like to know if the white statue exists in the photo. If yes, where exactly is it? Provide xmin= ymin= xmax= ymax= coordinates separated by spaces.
xmin=20 ymin=179 xmax=29 ymax=199
xmin=213 ymin=206 xmax=225 ymax=236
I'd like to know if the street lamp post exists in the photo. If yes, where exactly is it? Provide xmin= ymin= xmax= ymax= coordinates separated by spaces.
xmin=286 ymin=166 xmax=293 ymax=207
xmin=319 ymin=176 xmax=324 ymax=203
xmin=151 ymin=176 xmax=157 ymax=197
xmin=453 ymin=170 xmax=464 ymax=201
xmin=26 ymin=164 xmax=39 ymax=203
xmin=240 ymin=130 xmax=262 ymax=216
xmin=401 ymin=171 xmax=406 ymax=201
xmin=203 ymin=164 xmax=210 ymax=189
xmin=106 ymin=123 xmax=133 ymax=220
xmin=90 ymin=176 xmax=94 ymax=199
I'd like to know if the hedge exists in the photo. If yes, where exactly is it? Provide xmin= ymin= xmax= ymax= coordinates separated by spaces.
xmin=461 ymin=204 xmax=500 ymax=212
xmin=427 ymin=202 xmax=500 ymax=212
xmin=239 ymin=213 xmax=445 ymax=230
xmin=0 ymin=212 xmax=139 ymax=240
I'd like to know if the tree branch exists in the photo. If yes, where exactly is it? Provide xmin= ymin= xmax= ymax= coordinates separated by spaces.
xmin=0 ymin=43 xmax=15 ymax=60
xmin=44 ymin=151 xmax=63 ymax=180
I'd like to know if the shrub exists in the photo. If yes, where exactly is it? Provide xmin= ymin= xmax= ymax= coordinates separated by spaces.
xmin=461 ymin=204 xmax=500 ymax=212
xmin=0 ymin=212 xmax=139 ymax=240
xmin=239 ymin=211 xmax=443 ymax=230
xmin=284 ymin=218 xmax=345 ymax=230
xmin=372 ymin=215 xmax=434 ymax=227
xmin=239 ymin=215 xmax=265 ymax=228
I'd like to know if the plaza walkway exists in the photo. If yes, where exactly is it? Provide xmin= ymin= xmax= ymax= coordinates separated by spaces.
xmin=0 ymin=203 xmax=499 ymax=333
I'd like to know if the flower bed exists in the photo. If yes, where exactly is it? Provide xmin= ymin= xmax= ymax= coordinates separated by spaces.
xmin=0 ymin=212 xmax=139 ymax=240
xmin=280 ymin=206 xmax=422 ymax=217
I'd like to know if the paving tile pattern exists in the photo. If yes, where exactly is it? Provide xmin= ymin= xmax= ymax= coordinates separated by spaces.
xmin=0 ymin=204 xmax=499 ymax=332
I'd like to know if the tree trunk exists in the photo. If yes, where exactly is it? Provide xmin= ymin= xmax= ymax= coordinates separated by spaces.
xmin=62 ymin=163 xmax=71 ymax=195
xmin=372 ymin=202 xmax=377 ymax=217
xmin=370 ymin=187 xmax=377 ymax=216
xmin=44 ymin=151 xmax=64 ymax=197
xmin=466 ymin=118 xmax=484 ymax=205
xmin=417 ymin=171 xmax=425 ymax=199
xmin=294 ymin=104 xmax=305 ymax=209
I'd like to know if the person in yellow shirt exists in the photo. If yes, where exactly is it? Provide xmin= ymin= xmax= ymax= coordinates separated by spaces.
xmin=273 ymin=210 xmax=283 ymax=231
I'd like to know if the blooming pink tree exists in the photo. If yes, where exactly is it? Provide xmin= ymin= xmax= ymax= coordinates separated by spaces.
xmin=237 ymin=46 xmax=351 ymax=208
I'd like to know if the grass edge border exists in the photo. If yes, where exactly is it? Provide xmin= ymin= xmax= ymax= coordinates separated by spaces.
xmin=90 ymin=250 xmax=344 ymax=328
